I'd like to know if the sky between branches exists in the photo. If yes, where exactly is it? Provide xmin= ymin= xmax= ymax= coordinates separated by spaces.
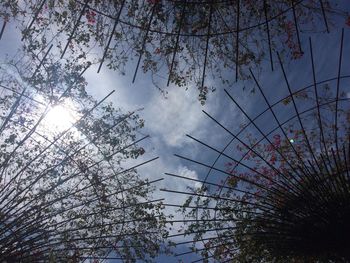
xmin=1 ymin=5 xmax=350 ymax=262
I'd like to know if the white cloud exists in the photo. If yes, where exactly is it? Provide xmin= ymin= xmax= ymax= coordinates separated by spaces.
xmin=144 ymin=86 xmax=206 ymax=147
xmin=137 ymin=156 xmax=200 ymax=203
xmin=176 ymin=165 xmax=202 ymax=189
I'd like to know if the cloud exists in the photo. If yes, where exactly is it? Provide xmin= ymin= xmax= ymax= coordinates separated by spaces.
xmin=176 ymin=165 xmax=202 ymax=189
xmin=144 ymin=86 xmax=206 ymax=147
xmin=137 ymin=155 xmax=200 ymax=204
xmin=83 ymin=62 xmax=242 ymax=246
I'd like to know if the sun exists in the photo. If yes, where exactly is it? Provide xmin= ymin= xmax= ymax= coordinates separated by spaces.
xmin=35 ymin=96 xmax=80 ymax=135
xmin=44 ymin=103 xmax=77 ymax=131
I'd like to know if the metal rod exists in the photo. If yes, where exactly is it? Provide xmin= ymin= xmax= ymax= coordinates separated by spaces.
xmin=97 ymin=0 xmax=125 ymax=73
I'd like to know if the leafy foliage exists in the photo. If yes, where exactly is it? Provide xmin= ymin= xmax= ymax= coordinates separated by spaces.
xmin=176 ymin=69 xmax=350 ymax=261
xmin=0 ymin=0 xmax=347 ymax=103
xmin=0 ymin=53 xmax=168 ymax=262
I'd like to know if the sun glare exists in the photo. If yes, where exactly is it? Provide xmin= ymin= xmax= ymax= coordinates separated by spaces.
xmin=44 ymin=103 xmax=77 ymax=131
xmin=35 ymin=96 xmax=80 ymax=135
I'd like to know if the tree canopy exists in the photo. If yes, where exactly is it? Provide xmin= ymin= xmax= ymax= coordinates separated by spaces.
xmin=0 ymin=1 xmax=350 ymax=262
xmin=1 ymin=0 xmax=348 ymax=103
xmin=0 ymin=49 xmax=168 ymax=262
xmin=164 ymin=34 xmax=350 ymax=262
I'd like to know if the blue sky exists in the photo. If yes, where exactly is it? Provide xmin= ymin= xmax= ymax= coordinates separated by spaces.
xmin=82 ymin=27 xmax=350 ymax=262
xmin=1 ymin=3 xmax=350 ymax=262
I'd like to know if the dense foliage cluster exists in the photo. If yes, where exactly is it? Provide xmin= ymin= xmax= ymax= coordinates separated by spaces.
xmin=0 ymin=54 xmax=167 ymax=262
xmin=1 ymin=0 xmax=347 ymax=103
xmin=0 ymin=1 xmax=349 ymax=262
xmin=172 ymin=50 xmax=350 ymax=262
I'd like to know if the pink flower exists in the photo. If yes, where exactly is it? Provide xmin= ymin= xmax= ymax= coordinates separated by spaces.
xmin=270 ymin=154 xmax=276 ymax=165
xmin=85 ymin=10 xmax=96 ymax=24
xmin=266 ymin=144 xmax=274 ymax=152
xmin=273 ymin=134 xmax=281 ymax=147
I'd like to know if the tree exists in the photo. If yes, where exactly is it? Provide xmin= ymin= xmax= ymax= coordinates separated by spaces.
xmin=163 ymin=35 xmax=350 ymax=262
xmin=0 ymin=50 xmax=168 ymax=262
xmin=0 ymin=0 xmax=348 ymax=104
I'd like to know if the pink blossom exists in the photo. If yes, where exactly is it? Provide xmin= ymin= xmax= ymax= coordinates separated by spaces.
xmin=85 ymin=10 xmax=96 ymax=24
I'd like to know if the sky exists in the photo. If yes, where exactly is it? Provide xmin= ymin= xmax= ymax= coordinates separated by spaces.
xmin=1 ymin=2 xmax=350 ymax=262
xmin=83 ymin=28 xmax=350 ymax=262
